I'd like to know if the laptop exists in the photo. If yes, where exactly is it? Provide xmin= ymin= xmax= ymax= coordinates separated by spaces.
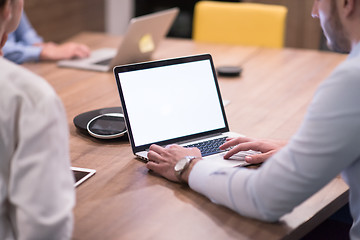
xmin=58 ymin=8 xmax=179 ymax=72
xmin=114 ymin=54 xmax=257 ymax=167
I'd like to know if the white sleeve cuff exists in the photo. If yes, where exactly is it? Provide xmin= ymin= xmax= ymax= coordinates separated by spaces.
xmin=188 ymin=160 xmax=267 ymax=220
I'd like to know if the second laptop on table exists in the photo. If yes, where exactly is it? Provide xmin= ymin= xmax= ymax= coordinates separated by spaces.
xmin=58 ymin=8 xmax=179 ymax=72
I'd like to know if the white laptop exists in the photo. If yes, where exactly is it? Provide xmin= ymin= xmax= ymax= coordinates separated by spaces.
xmin=58 ymin=8 xmax=179 ymax=72
xmin=113 ymin=54 xmax=257 ymax=167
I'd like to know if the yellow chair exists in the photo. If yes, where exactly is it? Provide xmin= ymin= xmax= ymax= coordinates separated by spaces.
xmin=192 ymin=1 xmax=288 ymax=48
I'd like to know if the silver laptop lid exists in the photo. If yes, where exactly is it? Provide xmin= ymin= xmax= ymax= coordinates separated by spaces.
xmin=109 ymin=7 xmax=180 ymax=68
xmin=57 ymin=8 xmax=179 ymax=72
xmin=114 ymin=54 xmax=229 ymax=154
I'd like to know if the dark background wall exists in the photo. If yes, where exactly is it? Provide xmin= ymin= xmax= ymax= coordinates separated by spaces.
xmin=24 ymin=0 xmax=105 ymax=43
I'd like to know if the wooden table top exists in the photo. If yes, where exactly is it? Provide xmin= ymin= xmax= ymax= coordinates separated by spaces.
xmin=24 ymin=32 xmax=349 ymax=240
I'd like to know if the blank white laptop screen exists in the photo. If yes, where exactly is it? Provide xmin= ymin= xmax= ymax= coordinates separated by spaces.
xmin=117 ymin=59 xmax=226 ymax=147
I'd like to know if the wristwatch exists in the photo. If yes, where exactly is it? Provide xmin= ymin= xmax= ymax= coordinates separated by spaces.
xmin=174 ymin=156 xmax=197 ymax=182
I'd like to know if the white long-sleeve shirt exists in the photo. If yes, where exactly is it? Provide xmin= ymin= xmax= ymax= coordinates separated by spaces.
xmin=189 ymin=43 xmax=360 ymax=240
xmin=0 ymin=57 xmax=75 ymax=239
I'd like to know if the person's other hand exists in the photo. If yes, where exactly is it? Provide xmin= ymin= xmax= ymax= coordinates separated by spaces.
xmin=39 ymin=42 xmax=90 ymax=61
xmin=220 ymin=137 xmax=287 ymax=164
xmin=147 ymin=144 xmax=202 ymax=183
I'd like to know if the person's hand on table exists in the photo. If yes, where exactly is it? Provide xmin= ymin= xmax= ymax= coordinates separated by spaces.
xmin=39 ymin=42 xmax=90 ymax=61
xmin=220 ymin=137 xmax=287 ymax=164
xmin=147 ymin=144 xmax=202 ymax=183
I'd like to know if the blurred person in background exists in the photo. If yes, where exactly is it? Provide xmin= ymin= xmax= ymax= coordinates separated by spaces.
xmin=3 ymin=11 xmax=90 ymax=64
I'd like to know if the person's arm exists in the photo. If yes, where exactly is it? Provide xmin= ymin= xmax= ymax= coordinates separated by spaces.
xmin=39 ymin=42 xmax=90 ymax=61
xmin=8 ymin=77 xmax=75 ymax=239
xmin=2 ymin=13 xmax=43 ymax=63
xmin=147 ymin=60 xmax=360 ymax=221
xmin=3 ymin=13 xmax=90 ymax=63
xmin=189 ymin=61 xmax=360 ymax=220
xmin=19 ymin=12 xmax=91 ymax=60
xmin=2 ymin=36 xmax=42 ymax=63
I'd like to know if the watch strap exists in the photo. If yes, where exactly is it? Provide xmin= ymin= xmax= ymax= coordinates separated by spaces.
xmin=174 ymin=156 xmax=197 ymax=182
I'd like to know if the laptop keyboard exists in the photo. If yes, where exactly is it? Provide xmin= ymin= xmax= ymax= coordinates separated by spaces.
xmin=94 ymin=58 xmax=112 ymax=66
xmin=184 ymin=137 xmax=227 ymax=157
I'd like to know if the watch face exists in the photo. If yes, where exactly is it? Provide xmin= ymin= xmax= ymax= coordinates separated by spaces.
xmin=174 ymin=158 xmax=188 ymax=172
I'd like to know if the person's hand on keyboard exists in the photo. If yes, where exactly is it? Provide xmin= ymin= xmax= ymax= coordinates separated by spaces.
xmin=147 ymin=144 xmax=202 ymax=183
xmin=39 ymin=42 xmax=90 ymax=60
xmin=220 ymin=137 xmax=287 ymax=164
